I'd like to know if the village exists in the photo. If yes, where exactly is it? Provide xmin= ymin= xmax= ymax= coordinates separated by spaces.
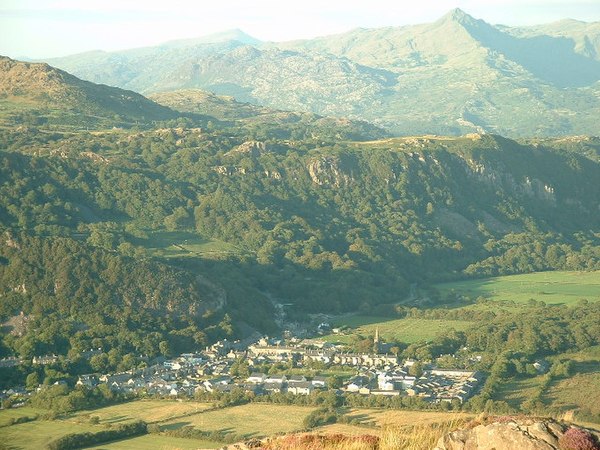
xmin=60 ymin=329 xmax=485 ymax=405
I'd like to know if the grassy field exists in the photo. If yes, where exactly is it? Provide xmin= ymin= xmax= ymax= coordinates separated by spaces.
xmin=494 ymin=375 xmax=546 ymax=410
xmin=494 ymin=346 xmax=600 ymax=422
xmin=0 ymin=406 xmax=44 ymax=427
xmin=341 ymin=409 xmax=473 ymax=429
xmin=548 ymin=373 xmax=600 ymax=415
xmin=86 ymin=434 xmax=222 ymax=450
xmin=435 ymin=271 xmax=600 ymax=306
xmin=321 ymin=317 xmax=474 ymax=344
xmin=139 ymin=230 xmax=244 ymax=259
xmin=1 ymin=419 xmax=101 ymax=449
xmin=546 ymin=346 xmax=600 ymax=421
xmin=161 ymin=403 xmax=315 ymax=438
xmin=72 ymin=400 xmax=215 ymax=424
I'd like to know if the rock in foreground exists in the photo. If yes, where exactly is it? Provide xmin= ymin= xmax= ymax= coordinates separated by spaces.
xmin=436 ymin=417 xmax=600 ymax=450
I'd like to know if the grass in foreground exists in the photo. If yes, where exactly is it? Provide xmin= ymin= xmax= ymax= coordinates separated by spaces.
xmin=379 ymin=418 xmax=469 ymax=450
xmin=0 ymin=406 xmax=44 ymax=427
xmin=342 ymin=409 xmax=473 ymax=428
xmin=435 ymin=271 xmax=600 ymax=306
xmin=161 ymin=403 xmax=315 ymax=438
xmin=1 ymin=420 xmax=102 ymax=450
xmin=262 ymin=419 xmax=467 ymax=450
xmin=71 ymin=400 xmax=215 ymax=424
xmin=322 ymin=317 xmax=474 ymax=344
xmin=85 ymin=434 xmax=222 ymax=450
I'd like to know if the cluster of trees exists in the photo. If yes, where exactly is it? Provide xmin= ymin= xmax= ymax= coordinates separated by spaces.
xmin=0 ymin=234 xmax=246 ymax=362
xmin=303 ymin=407 xmax=340 ymax=429
xmin=46 ymin=420 xmax=147 ymax=450
xmin=28 ymin=383 xmax=123 ymax=414
xmin=154 ymin=424 xmax=252 ymax=446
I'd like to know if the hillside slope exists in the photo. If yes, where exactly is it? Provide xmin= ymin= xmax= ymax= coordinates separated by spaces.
xmin=148 ymin=89 xmax=389 ymax=140
xmin=1 ymin=127 xmax=598 ymax=314
xmin=0 ymin=56 xmax=177 ymax=127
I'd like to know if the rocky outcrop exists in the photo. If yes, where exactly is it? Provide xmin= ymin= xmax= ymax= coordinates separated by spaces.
xmin=435 ymin=417 xmax=600 ymax=450
xmin=227 ymin=140 xmax=272 ymax=157
xmin=307 ymin=156 xmax=353 ymax=187
xmin=462 ymin=157 xmax=557 ymax=203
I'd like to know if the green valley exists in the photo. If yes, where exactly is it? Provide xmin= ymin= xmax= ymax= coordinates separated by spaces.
xmin=1 ymin=9 xmax=600 ymax=446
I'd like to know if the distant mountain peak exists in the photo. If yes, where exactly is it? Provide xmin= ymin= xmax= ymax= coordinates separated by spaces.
xmin=161 ymin=29 xmax=261 ymax=48
xmin=208 ymin=29 xmax=261 ymax=44
xmin=449 ymin=8 xmax=468 ymax=19
xmin=438 ymin=7 xmax=479 ymax=26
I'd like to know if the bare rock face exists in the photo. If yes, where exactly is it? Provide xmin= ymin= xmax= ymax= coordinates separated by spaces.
xmin=228 ymin=140 xmax=271 ymax=157
xmin=307 ymin=156 xmax=353 ymax=187
xmin=435 ymin=417 xmax=600 ymax=450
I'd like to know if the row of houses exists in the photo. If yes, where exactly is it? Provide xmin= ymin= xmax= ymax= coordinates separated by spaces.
xmin=1 ymin=348 xmax=105 ymax=368
xmin=337 ymin=367 xmax=483 ymax=403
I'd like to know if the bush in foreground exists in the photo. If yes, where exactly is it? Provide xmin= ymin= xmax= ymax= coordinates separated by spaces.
xmin=558 ymin=427 xmax=600 ymax=450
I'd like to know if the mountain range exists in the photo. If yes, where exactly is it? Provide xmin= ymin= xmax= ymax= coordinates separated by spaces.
xmin=44 ymin=9 xmax=600 ymax=137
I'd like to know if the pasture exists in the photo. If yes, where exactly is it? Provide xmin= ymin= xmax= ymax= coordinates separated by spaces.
xmin=85 ymin=434 xmax=222 ymax=449
xmin=322 ymin=317 xmax=474 ymax=344
xmin=161 ymin=403 xmax=315 ymax=438
xmin=0 ymin=406 xmax=43 ymax=427
xmin=1 ymin=420 xmax=101 ymax=450
xmin=72 ymin=399 xmax=215 ymax=424
xmin=434 ymin=271 xmax=600 ymax=306
xmin=140 ymin=230 xmax=244 ymax=259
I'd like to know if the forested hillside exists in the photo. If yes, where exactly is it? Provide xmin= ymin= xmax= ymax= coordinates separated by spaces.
xmin=1 ymin=127 xmax=598 ymax=329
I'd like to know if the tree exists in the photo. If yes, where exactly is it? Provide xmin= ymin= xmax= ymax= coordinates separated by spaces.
xmin=327 ymin=375 xmax=344 ymax=389
xmin=408 ymin=362 xmax=423 ymax=377
xmin=26 ymin=372 xmax=40 ymax=390
xmin=159 ymin=340 xmax=172 ymax=357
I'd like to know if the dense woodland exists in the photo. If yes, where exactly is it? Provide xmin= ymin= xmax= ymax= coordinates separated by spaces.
xmin=0 ymin=120 xmax=599 ymax=367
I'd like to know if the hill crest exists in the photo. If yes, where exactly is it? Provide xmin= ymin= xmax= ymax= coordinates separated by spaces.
xmin=0 ymin=56 xmax=177 ymax=125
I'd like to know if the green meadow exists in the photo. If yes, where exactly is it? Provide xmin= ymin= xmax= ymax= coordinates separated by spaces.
xmin=138 ymin=230 xmax=244 ymax=259
xmin=322 ymin=317 xmax=474 ymax=344
xmin=434 ymin=271 xmax=600 ymax=306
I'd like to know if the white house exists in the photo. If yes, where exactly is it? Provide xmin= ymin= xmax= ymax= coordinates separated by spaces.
xmin=246 ymin=372 xmax=267 ymax=384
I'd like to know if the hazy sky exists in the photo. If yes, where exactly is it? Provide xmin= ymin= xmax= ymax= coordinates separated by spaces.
xmin=1 ymin=0 xmax=599 ymax=59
